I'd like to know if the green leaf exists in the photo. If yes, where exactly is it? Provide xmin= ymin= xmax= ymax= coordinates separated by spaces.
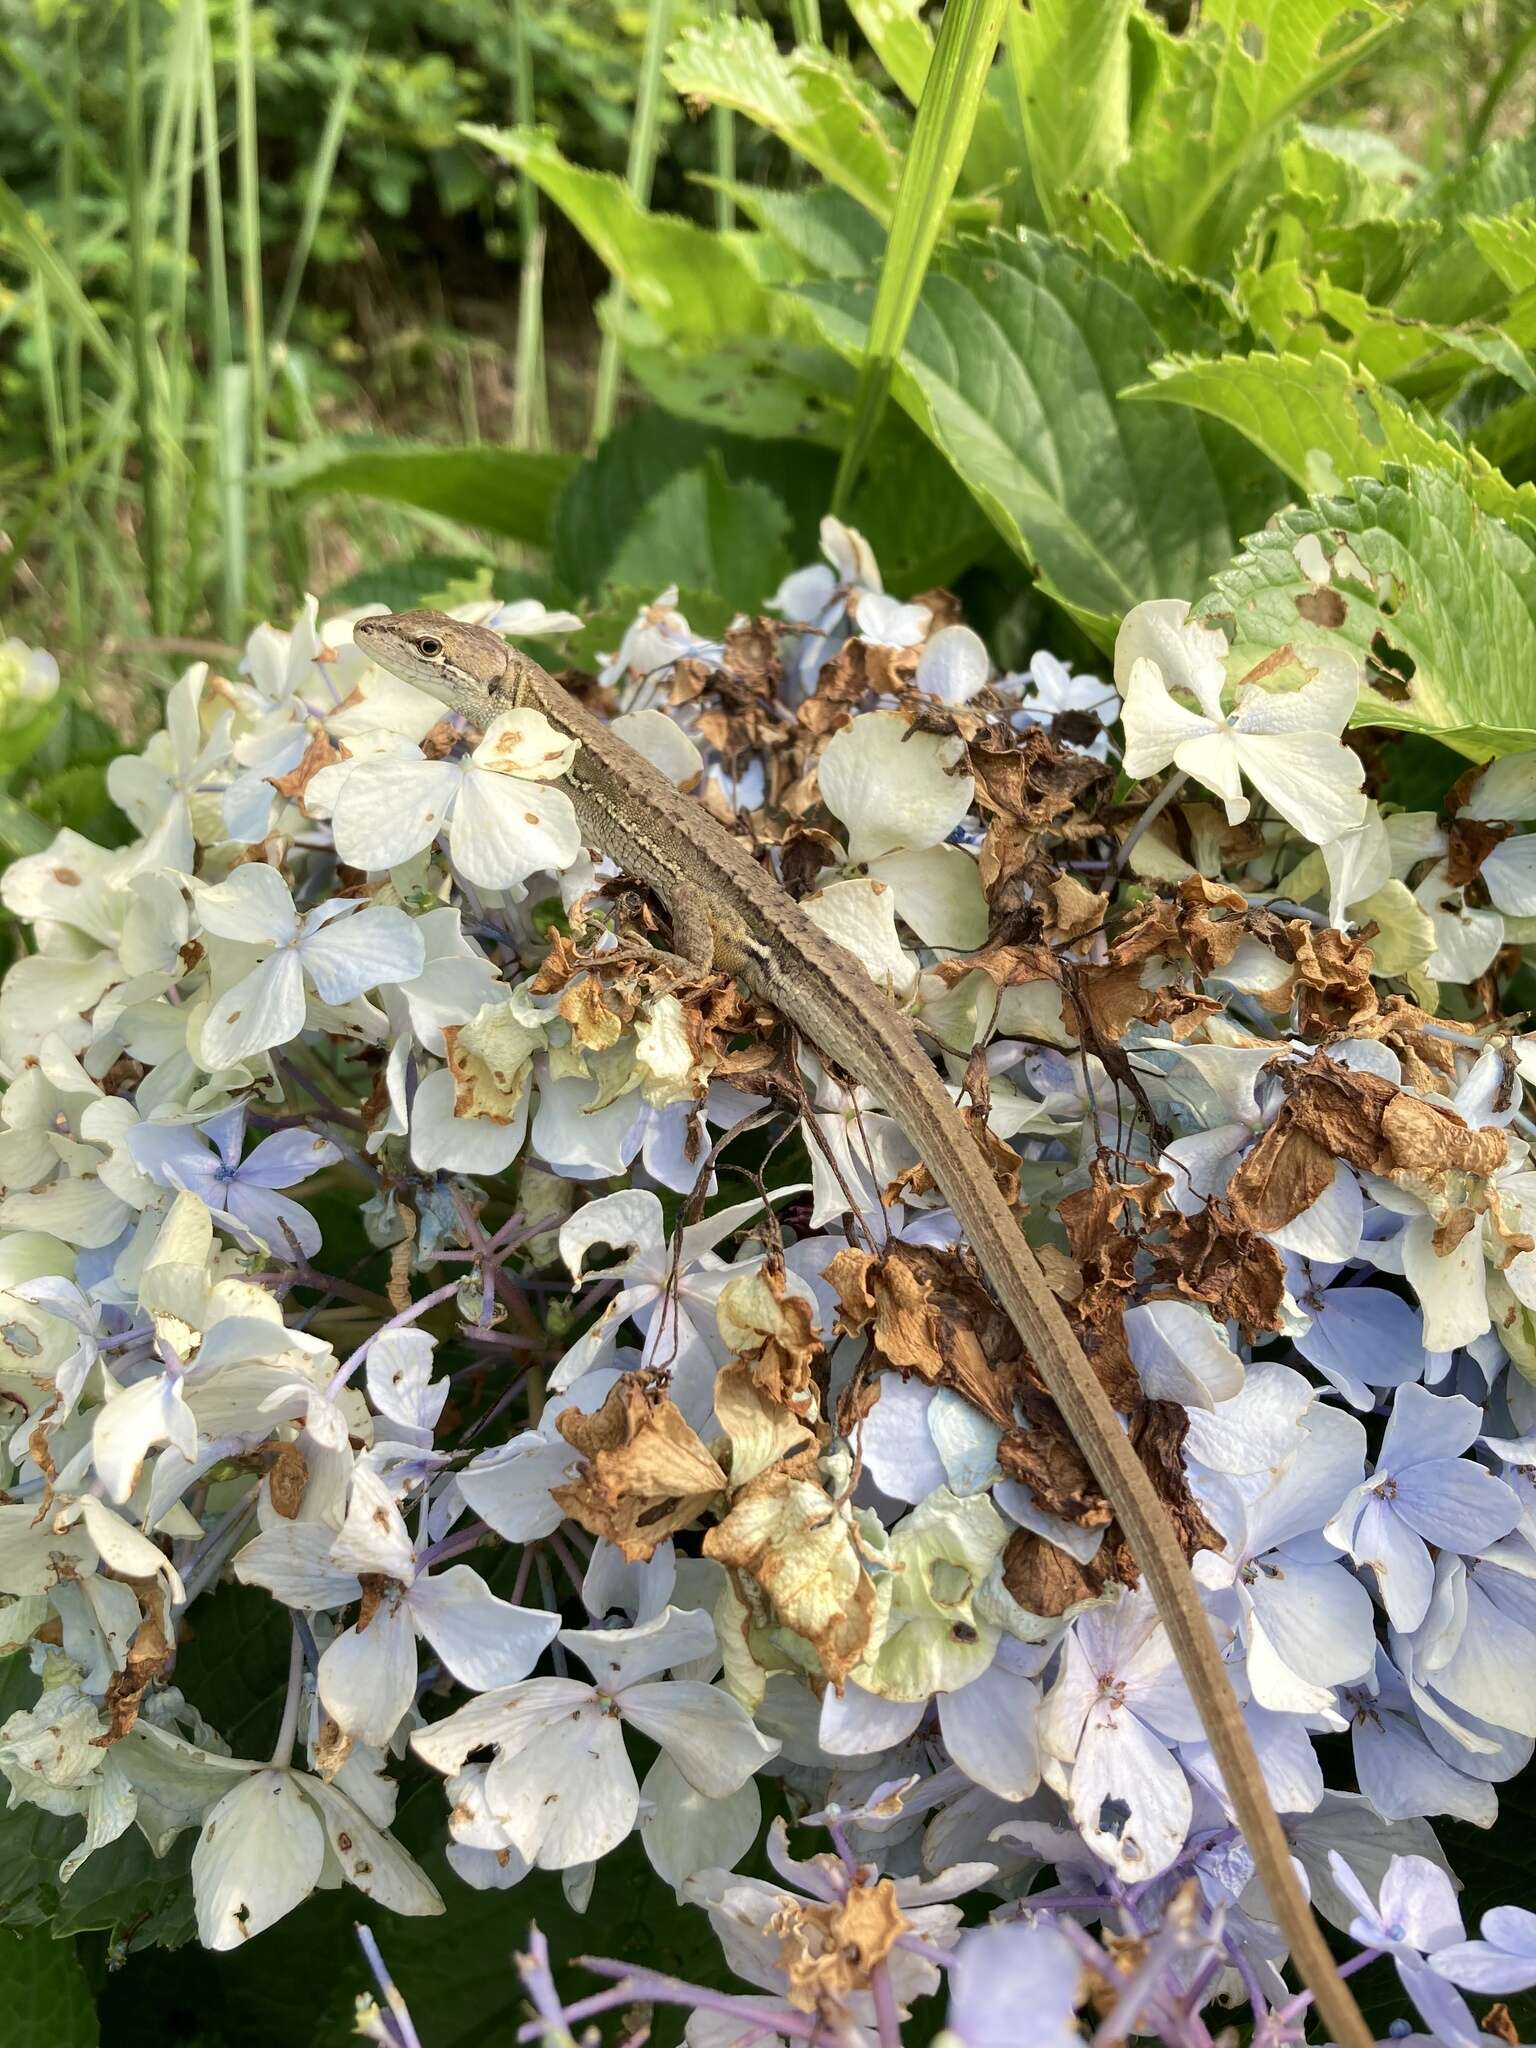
xmin=832 ymin=0 xmax=1013 ymax=511
xmin=698 ymin=182 xmax=886 ymax=280
xmin=26 ymin=765 xmax=133 ymax=848
xmin=604 ymin=454 xmax=791 ymax=611
xmin=1112 ymin=0 xmax=1409 ymax=268
xmin=665 ymin=18 xmax=906 ymax=223
xmin=621 ymin=331 xmax=852 ymax=444
xmin=1003 ymin=0 xmax=1133 ymax=230
xmin=848 ymin=0 xmax=933 ymax=104
xmin=1196 ymin=462 xmax=1536 ymax=759
xmin=550 ymin=409 xmax=836 ymax=600
xmin=0 ymin=792 xmax=55 ymax=858
xmin=1395 ymin=138 xmax=1536 ymax=323
xmin=802 ymin=230 xmax=1269 ymax=641
xmin=0 ymin=1929 xmax=98 ymax=2048
xmin=263 ymin=439 xmax=572 ymax=546
xmin=1124 ymin=348 xmax=1536 ymax=523
xmin=1464 ymin=206 xmax=1536 ymax=295
xmin=465 ymin=127 xmax=774 ymax=341
xmin=0 ymin=702 xmax=62 ymax=781
xmin=322 ymin=555 xmax=513 ymax=613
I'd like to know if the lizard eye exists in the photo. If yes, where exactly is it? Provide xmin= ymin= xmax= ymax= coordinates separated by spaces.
xmin=415 ymin=635 xmax=443 ymax=658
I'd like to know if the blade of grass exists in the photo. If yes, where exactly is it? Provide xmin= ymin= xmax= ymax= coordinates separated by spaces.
xmin=31 ymin=284 xmax=84 ymax=646
xmin=270 ymin=49 xmax=362 ymax=353
xmin=512 ymin=222 xmax=548 ymax=452
xmin=508 ymin=0 xmax=548 ymax=450
xmin=709 ymin=0 xmax=736 ymax=230
xmin=233 ymin=0 xmax=268 ymax=587
xmin=830 ymin=0 xmax=1009 ymax=514
xmin=125 ymin=0 xmax=167 ymax=632
xmin=588 ymin=0 xmax=675 ymax=446
xmin=1468 ymin=17 xmax=1536 ymax=154
xmin=789 ymin=0 xmax=822 ymax=47
xmin=0 ymin=411 xmax=131 ymax=611
xmin=200 ymin=0 xmax=242 ymax=637
xmin=58 ymin=16 xmax=86 ymax=650
xmin=0 ymin=181 xmax=127 ymax=384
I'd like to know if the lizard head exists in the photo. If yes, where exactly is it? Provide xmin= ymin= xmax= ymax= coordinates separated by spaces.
xmin=354 ymin=608 xmax=518 ymax=710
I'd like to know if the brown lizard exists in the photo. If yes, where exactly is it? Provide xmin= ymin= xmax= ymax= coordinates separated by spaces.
xmin=353 ymin=607 xmax=1371 ymax=2048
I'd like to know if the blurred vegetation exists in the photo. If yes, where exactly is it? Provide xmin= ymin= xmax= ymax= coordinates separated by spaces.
xmin=1 ymin=0 xmax=1535 ymax=738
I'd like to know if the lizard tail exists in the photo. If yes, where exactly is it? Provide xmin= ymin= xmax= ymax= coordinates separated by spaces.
xmin=774 ymin=972 xmax=1373 ymax=2048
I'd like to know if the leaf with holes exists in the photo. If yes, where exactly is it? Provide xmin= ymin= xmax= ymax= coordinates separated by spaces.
xmin=1196 ymin=462 xmax=1536 ymax=760
xmin=1111 ymin=0 xmax=1410 ymax=269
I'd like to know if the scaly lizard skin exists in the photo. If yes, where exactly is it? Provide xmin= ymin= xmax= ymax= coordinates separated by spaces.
xmin=353 ymin=607 xmax=1372 ymax=2048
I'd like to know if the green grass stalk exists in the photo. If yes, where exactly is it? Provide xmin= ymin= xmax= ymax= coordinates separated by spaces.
xmin=589 ymin=0 xmax=674 ymax=446
xmin=831 ymin=0 xmax=1009 ymax=514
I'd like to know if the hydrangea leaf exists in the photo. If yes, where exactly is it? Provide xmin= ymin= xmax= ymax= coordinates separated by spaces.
xmin=801 ymin=230 xmax=1281 ymax=643
xmin=1109 ymin=0 xmax=1410 ymax=270
xmin=0 ymin=1928 xmax=97 ymax=2048
xmin=463 ymin=127 xmax=774 ymax=343
xmin=1125 ymin=348 xmax=1536 ymax=524
xmin=1196 ymin=461 xmax=1536 ymax=759
xmin=261 ymin=440 xmax=571 ymax=546
xmin=1001 ymin=0 xmax=1133 ymax=230
xmin=664 ymin=18 xmax=907 ymax=223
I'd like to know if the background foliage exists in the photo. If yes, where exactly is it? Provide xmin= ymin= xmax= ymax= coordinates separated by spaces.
xmin=6 ymin=0 xmax=1536 ymax=2036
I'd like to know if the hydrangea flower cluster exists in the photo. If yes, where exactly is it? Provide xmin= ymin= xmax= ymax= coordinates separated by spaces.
xmin=2 ymin=535 xmax=1534 ymax=2045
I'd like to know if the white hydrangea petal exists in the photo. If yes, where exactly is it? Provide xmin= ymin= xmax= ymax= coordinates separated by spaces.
xmin=486 ymin=1707 xmax=636 ymax=1868
xmin=1124 ymin=1301 xmax=1243 ymax=1410
xmin=1118 ymin=656 xmax=1217 ymax=779
xmin=608 ymin=710 xmax=703 ymax=785
xmin=818 ymin=1679 xmax=926 ymax=1755
xmin=559 ymin=1189 xmax=665 ymax=1284
xmin=867 ymin=844 xmax=988 ymax=950
xmin=318 ymin=1597 xmax=417 ymax=1746
xmin=937 ymin=1659 xmax=1041 ymax=1801
xmin=201 ymin=950 xmax=307 ymax=1068
xmin=304 ymin=1777 xmax=444 ymax=1916
xmin=332 ymin=756 xmax=462 ymax=872
xmin=409 ymin=1066 xmax=528 ymax=1176
xmin=818 ymin=712 xmax=973 ymax=864
xmin=471 ymin=708 xmax=579 ymax=783
xmin=92 ymin=1372 xmax=196 ymax=1502
xmin=1114 ymin=599 xmax=1230 ymax=720
xmin=1069 ymin=1705 xmax=1190 ymax=1881
xmin=331 ymin=1463 xmax=416 ymax=1580
xmin=194 ymin=865 xmax=299 ymax=946
xmin=800 ymin=878 xmax=917 ymax=997
xmin=408 ymin=1566 xmax=561 ymax=1690
xmin=619 ymin=1679 xmax=779 ymax=1796
xmin=299 ymin=904 xmax=425 ymax=1004
xmin=1482 ymin=835 xmax=1536 ymax=916
xmin=561 ymin=1605 xmax=718 ymax=1690
xmin=193 ymin=1769 xmax=325 ymax=1950
xmin=914 ymin=624 xmax=990 ymax=705
xmin=641 ymin=1750 xmax=760 ymax=1893
xmin=233 ymin=1522 xmax=361 ymax=1610
xmin=365 ymin=1329 xmax=447 ymax=1440
xmin=448 ymin=768 xmax=581 ymax=890
xmin=1228 ymin=729 xmax=1366 ymax=843
xmin=1247 ymin=1561 xmax=1375 ymax=1699
xmin=457 ymin=1430 xmax=580 ymax=1543
xmin=860 ymin=1377 xmax=946 ymax=1504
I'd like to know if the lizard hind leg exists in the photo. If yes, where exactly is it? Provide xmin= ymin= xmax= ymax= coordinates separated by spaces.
xmin=670 ymin=882 xmax=723 ymax=974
